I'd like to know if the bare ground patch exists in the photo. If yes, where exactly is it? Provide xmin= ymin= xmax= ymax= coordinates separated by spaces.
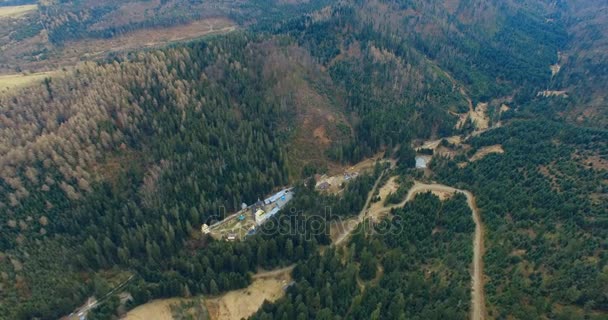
xmin=470 ymin=145 xmax=504 ymax=162
xmin=537 ymin=90 xmax=568 ymax=98
xmin=471 ymin=102 xmax=490 ymax=130
xmin=0 ymin=71 xmax=59 ymax=95
xmin=367 ymin=176 xmax=399 ymax=220
xmin=0 ymin=4 xmax=37 ymax=18
xmin=416 ymin=135 xmax=462 ymax=151
xmin=205 ymin=268 xmax=292 ymax=320
xmin=122 ymin=298 xmax=183 ymax=320
xmin=0 ymin=18 xmax=235 ymax=75
xmin=316 ymin=153 xmax=387 ymax=195
xmin=579 ymin=155 xmax=608 ymax=171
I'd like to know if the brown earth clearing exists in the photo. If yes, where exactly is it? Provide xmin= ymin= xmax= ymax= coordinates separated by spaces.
xmin=1 ymin=18 xmax=235 ymax=75
xmin=205 ymin=266 xmax=293 ymax=320
xmin=470 ymin=145 xmax=504 ymax=162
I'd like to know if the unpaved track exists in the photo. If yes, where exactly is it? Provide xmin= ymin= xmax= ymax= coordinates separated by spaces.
xmin=405 ymin=182 xmax=486 ymax=320
xmin=333 ymin=170 xmax=387 ymax=246
xmin=252 ymin=265 xmax=295 ymax=279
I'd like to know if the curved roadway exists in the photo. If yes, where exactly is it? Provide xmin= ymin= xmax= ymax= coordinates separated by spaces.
xmin=335 ymin=179 xmax=487 ymax=320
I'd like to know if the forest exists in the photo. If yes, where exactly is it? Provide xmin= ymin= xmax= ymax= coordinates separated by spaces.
xmin=432 ymin=120 xmax=608 ymax=319
xmin=252 ymin=192 xmax=475 ymax=320
xmin=0 ymin=0 xmax=607 ymax=319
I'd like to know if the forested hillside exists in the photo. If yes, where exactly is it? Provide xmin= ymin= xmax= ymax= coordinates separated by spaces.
xmin=0 ymin=0 xmax=606 ymax=319
xmin=252 ymin=192 xmax=475 ymax=319
xmin=432 ymin=121 xmax=608 ymax=319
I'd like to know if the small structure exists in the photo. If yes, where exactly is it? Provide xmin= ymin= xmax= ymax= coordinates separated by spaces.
xmin=255 ymin=209 xmax=266 ymax=224
xmin=415 ymin=155 xmax=431 ymax=169
xmin=226 ymin=233 xmax=237 ymax=241
xmin=267 ymin=206 xmax=280 ymax=218
xmin=201 ymin=224 xmax=210 ymax=234
xmin=264 ymin=189 xmax=287 ymax=204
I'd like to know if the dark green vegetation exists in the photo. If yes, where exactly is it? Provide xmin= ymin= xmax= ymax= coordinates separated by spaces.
xmin=252 ymin=192 xmax=474 ymax=319
xmin=433 ymin=121 xmax=608 ymax=319
xmin=1 ymin=0 xmax=607 ymax=319
xmin=384 ymin=177 xmax=414 ymax=206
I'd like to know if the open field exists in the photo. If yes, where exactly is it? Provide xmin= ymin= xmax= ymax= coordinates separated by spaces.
xmin=0 ymin=71 xmax=58 ymax=94
xmin=71 ymin=18 xmax=236 ymax=53
xmin=122 ymin=298 xmax=183 ymax=320
xmin=0 ymin=4 xmax=36 ymax=18
xmin=0 ymin=18 xmax=236 ymax=75
xmin=122 ymin=266 xmax=292 ymax=320
xmin=205 ymin=266 xmax=293 ymax=320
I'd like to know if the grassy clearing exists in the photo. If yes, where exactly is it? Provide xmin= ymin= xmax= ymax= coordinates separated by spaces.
xmin=205 ymin=268 xmax=292 ymax=320
xmin=0 ymin=4 xmax=37 ymax=18
xmin=122 ymin=267 xmax=291 ymax=320
xmin=0 ymin=72 xmax=57 ymax=94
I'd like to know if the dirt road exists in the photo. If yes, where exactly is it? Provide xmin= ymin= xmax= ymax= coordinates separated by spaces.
xmin=333 ymin=170 xmax=387 ymax=246
xmin=332 ymin=176 xmax=486 ymax=320
xmin=252 ymin=265 xmax=295 ymax=279
xmin=405 ymin=182 xmax=486 ymax=320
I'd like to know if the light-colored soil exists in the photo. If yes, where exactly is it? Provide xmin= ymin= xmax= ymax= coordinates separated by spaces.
xmin=455 ymin=100 xmax=490 ymax=132
xmin=537 ymin=90 xmax=568 ymax=98
xmin=0 ymin=4 xmax=36 ymax=18
xmin=470 ymin=103 xmax=490 ymax=130
xmin=329 ymin=218 xmax=359 ymax=242
xmin=122 ymin=298 xmax=183 ymax=320
xmin=550 ymin=64 xmax=561 ymax=76
xmin=499 ymin=104 xmax=510 ymax=113
xmin=470 ymin=145 xmax=504 ymax=162
xmin=368 ymin=176 xmax=399 ymax=220
xmin=416 ymin=136 xmax=462 ymax=151
xmin=332 ymin=169 xmax=388 ymax=246
xmin=121 ymin=267 xmax=293 ymax=320
xmin=205 ymin=266 xmax=293 ymax=320
xmin=316 ymin=153 xmax=388 ymax=195
xmin=0 ymin=72 xmax=58 ymax=94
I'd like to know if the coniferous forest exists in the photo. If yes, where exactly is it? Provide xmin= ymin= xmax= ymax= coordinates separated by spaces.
xmin=0 ymin=0 xmax=607 ymax=319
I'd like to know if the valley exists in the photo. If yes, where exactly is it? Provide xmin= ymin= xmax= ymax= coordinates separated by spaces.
xmin=0 ymin=0 xmax=606 ymax=319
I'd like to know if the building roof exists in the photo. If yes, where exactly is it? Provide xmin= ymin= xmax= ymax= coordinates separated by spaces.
xmin=265 ymin=189 xmax=288 ymax=204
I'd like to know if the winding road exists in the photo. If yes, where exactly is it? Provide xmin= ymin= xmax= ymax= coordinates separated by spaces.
xmin=334 ymin=179 xmax=486 ymax=320
xmin=405 ymin=183 xmax=486 ymax=320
